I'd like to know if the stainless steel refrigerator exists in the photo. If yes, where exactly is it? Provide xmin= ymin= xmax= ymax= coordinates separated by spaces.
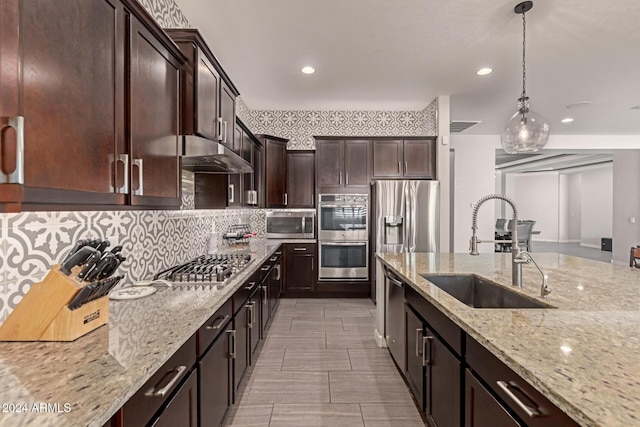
xmin=371 ymin=180 xmax=440 ymax=301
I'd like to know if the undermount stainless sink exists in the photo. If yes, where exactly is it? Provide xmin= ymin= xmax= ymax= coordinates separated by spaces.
xmin=420 ymin=274 xmax=555 ymax=309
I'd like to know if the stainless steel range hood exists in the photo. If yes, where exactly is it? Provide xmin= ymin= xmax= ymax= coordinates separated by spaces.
xmin=181 ymin=135 xmax=253 ymax=173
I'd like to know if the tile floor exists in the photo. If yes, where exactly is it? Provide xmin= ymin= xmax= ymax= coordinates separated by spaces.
xmin=223 ymin=298 xmax=426 ymax=427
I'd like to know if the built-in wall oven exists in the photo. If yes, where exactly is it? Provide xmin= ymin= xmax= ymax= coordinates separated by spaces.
xmin=318 ymin=194 xmax=368 ymax=241
xmin=318 ymin=194 xmax=369 ymax=280
xmin=318 ymin=241 xmax=369 ymax=280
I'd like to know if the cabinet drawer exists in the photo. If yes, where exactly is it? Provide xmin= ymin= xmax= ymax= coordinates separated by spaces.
xmin=123 ymin=335 xmax=196 ymax=426
xmin=286 ymin=243 xmax=316 ymax=254
xmin=466 ymin=336 xmax=579 ymax=427
xmin=197 ymin=299 xmax=232 ymax=357
xmin=406 ymin=286 xmax=462 ymax=356
xmin=233 ymin=269 xmax=263 ymax=314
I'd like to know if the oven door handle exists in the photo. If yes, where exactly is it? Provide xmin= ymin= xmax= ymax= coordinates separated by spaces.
xmin=320 ymin=242 xmax=367 ymax=246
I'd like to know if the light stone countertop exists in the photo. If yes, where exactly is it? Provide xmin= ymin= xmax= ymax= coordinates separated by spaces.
xmin=0 ymin=240 xmax=284 ymax=427
xmin=376 ymin=252 xmax=640 ymax=427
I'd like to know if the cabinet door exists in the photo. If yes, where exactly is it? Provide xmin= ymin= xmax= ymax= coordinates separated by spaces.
xmin=316 ymin=140 xmax=343 ymax=188
xmin=233 ymin=305 xmax=249 ymax=399
xmin=285 ymin=253 xmax=315 ymax=292
xmin=265 ymin=139 xmax=287 ymax=207
xmin=199 ymin=327 xmax=232 ymax=427
xmin=465 ymin=370 xmax=521 ymax=427
xmin=241 ymin=131 xmax=255 ymax=206
xmin=151 ymin=369 xmax=198 ymax=427
xmin=405 ymin=305 xmax=424 ymax=410
xmin=372 ymin=140 xmax=403 ymax=178
xmin=248 ymin=297 xmax=260 ymax=363
xmin=344 ymin=140 xmax=370 ymax=186
xmin=195 ymin=50 xmax=219 ymax=140
xmin=260 ymin=282 xmax=270 ymax=337
xmin=129 ymin=16 xmax=181 ymax=207
xmin=254 ymin=143 xmax=265 ymax=207
xmin=270 ymin=260 xmax=282 ymax=313
xmin=3 ymin=0 xmax=126 ymax=207
xmin=426 ymin=330 xmax=461 ymax=427
xmin=219 ymin=80 xmax=236 ymax=151
xmin=287 ymin=151 xmax=315 ymax=207
xmin=403 ymin=139 xmax=436 ymax=178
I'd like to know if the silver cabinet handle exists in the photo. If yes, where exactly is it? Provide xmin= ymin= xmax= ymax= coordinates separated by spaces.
xmin=245 ymin=281 xmax=257 ymax=291
xmin=262 ymin=284 xmax=268 ymax=302
xmin=283 ymin=193 xmax=288 ymax=206
xmin=223 ymin=120 xmax=228 ymax=144
xmin=275 ymin=264 xmax=281 ymax=280
xmin=217 ymin=117 xmax=223 ymax=141
xmin=0 ymin=116 xmax=24 ymax=184
xmin=270 ymin=256 xmax=277 ymax=262
xmin=387 ymin=276 xmax=403 ymax=287
xmin=293 ymin=247 xmax=307 ymax=251
xmin=206 ymin=314 xmax=230 ymax=330
xmin=247 ymin=303 xmax=253 ymax=328
xmin=339 ymin=172 xmax=342 ymax=185
xmin=228 ymin=329 xmax=236 ymax=359
xmin=398 ymin=161 xmax=401 ymax=173
xmin=405 ymin=161 xmax=408 ymax=174
xmin=115 ymin=154 xmax=129 ymax=194
xmin=422 ymin=335 xmax=433 ymax=366
xmin=145 ymin=366 xmax=186 ymax=397
xmin=229 ymin=184 xmax=234 ymax=203
xmin=132 ymin=158 xmax=143 ymax=196
xmin=496 ymin=381 xmax=543 ymax=417
xmin=415 ymin=328 xmax=422 ymax=357
xmin=261 ymin=266 xmax=270 ymax=271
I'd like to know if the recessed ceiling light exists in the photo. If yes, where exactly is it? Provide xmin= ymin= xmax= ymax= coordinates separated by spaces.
xmin=301 ymin=66 xmax=315 ymax=74
xmin=566 ymin=101 xmax=592 ymax=109
xmin=476 ymin=67 xmax=493 ymax=76
xmin=561 ymin=117 xmax=574 ymax=123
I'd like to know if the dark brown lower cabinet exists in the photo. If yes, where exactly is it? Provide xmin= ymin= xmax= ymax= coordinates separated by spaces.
xmin=234 ymin=304 xmax=249 ymax=398
xmin=405 ymin=305 xmax=425 ymax=410
xmin=269 ymin=259 xmax=282 ymax=313
xmin=284 ymin=244 xmax=316 ymax=294
xmin=426 ymin=330 xmax=461 ymax=427
xmin=465 ymin=369 xmax=521 ymax=427
xmin=199 ymin=325 xmax=233 ymax=427
xmin=260 ymin=281 xmax=270 ymax=338
xmin=248 ymin=294 xmax=260 ymax=362
xmin=152 ymin=369 xmax=198 ymax=427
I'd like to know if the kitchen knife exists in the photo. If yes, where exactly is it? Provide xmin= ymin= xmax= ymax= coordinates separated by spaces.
xmin=95 ymin=240 xmax=111 ymax=253
xmin=59 ymin=246 xmax=97 ymax=276
xmin=88 ymin=275 xmax=123 ymax=302
xmin=61 ymin=239 xmax=90 ymax=264
xmin=110 ymin=245 xmax=123 ymax=255
xmin=77 ymin=250 xmax=103 ymax=281
xmin=98 ymin=255 xmax=125 ymax=280
xmin=67 ymin=284 xmax=96 ymax=310
xmin=85 ymin=252 xmax=115 ymax=282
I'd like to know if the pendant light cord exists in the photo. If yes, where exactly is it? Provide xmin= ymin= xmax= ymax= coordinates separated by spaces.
xmin=521 ymin=10 xmax=527 ymax=101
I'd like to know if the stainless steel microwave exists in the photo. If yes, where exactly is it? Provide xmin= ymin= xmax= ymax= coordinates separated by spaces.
xmin=266 ymin=211 xmax=315 ymax=239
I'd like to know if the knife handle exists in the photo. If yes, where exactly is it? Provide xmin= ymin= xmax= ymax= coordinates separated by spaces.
xmin=110 ymin=245 xmax=123 ymax=255
xmin=96 ymin=240 xmax=111 ymax=253
xmin=60 ymin=247 xmax=97 ymax=275
xmin=77 ymin=251 xmax=102 ymax=280
xmin=67 ymin=285 xmax=94 ymax=310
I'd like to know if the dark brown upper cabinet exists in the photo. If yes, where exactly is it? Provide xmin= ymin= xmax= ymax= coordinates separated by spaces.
xmin=372 ymin=138 xmax=436 ymax=179
xmin=316 ymin=139 xmax=370 ymax=192
xmin=287 ymin=151 xmax=315 ymax=208
xmin=0 ymin=0 xmax=185 ymax=212
xmin=166 ymin=29 xmax=239 ymax=154
xmin=256 ymin=135 xmax=288 ymax=208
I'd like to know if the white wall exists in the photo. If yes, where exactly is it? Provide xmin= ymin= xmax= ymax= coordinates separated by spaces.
xmin=579 ymin=165 xmax=613 ymax=248
xmin=450 ymin=135 xmax=499 ymax=253
xmin=558 ymin=174 xmax=569 ymax=242
xmin=566 ymin=173 xmax=582 ymax=241
xmin=612 ymin=151 xmax=640 ymax=265
xmin=505 ymin=172 xmax=560 ymax=242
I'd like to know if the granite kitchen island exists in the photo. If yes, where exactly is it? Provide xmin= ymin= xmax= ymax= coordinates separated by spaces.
xmin=376 ymin=252 xmax=640 ymax=427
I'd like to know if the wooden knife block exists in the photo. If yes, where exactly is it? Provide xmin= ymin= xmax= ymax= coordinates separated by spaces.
xmin=0 ymin=265 xmax=109 ymax=342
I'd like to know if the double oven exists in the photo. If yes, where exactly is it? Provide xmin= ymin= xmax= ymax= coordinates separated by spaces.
xmin=318 ymin=194 xmax=369 ymax=280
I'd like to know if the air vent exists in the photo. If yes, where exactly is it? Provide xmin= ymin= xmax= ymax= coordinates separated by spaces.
xmin=450 ymin=121 xmax=481 ymax=133
xmin=631 ymin=105 xmax=640 ymax=110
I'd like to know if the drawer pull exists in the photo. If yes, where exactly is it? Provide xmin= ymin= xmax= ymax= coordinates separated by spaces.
xmin=206 ymin=314 xmax=229 ymax=330
xmin=496 ymin=380 xmax=544 ymax=417
xmin=415 ymin=328 xmax=423 ymax=357
xmin=422 ymin=335 xmax=433 ymax=366
xmin=261 ymin=266 xmax=270 ymax=271
xmin=228 ymin=330 xmax=236 ymax=359
xmin=270 ymin=256 xmax=277 ymax=262
xmin=275 ymin=251 xmax=283 ymax=255
xmin=0 ymin=116 xmax=24 ymax=184
xmin=145 ymin=366 xmax=186 ymax=397
xmin=245 ymin=281 xmax=257 ymax=291
xmin=293 ymin=247 xmax=307 ymax=251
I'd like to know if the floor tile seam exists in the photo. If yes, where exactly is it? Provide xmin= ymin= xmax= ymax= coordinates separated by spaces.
xmin=358 ymin=403 xmax=366 ymax=426
xmin=267 ymin=403 xmax=275 ymax=426
xmin=327 ymin=371 xmax=332 ymax=404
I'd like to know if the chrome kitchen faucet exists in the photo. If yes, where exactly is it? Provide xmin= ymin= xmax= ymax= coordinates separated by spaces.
xmin=470 ymin=194 xmax=551 ymax=298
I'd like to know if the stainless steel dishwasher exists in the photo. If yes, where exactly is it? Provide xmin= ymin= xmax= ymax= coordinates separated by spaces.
xmin=384 ymin=267 xmax=406 ymax=372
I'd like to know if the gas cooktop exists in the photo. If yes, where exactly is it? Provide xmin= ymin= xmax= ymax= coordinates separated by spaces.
xmin=153 ymin=253 xmax=252 ymax=286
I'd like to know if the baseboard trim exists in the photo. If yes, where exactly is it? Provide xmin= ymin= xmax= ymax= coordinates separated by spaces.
xmin=374 ymin=328 xmax=387 ymax=348
xmin=581 ymin=243 xmax=601 ymax=249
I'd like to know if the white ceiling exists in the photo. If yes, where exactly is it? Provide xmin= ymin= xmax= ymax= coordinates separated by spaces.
xmin=174 ymin=0 xmax=640 ymax=135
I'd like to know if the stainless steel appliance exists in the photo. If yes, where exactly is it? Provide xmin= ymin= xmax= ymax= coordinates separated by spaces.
xmin=266 ymin=211 xmax=315 ymax=239
xmin=318 ymin=241 xmax=368 ymax=280
xmin=373 ymin=180 xmax=439 ymax=303
xmin=318 ymin=194 xmax=368 ymax=241
xmin=153 ymin=253 xmax=252 ymax=286
xmin=384 ymin=267 xmax=406 ymax=371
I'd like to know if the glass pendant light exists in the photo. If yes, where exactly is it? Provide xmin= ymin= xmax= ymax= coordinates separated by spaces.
xmin=501 ymin=1 xmax=550 ymax=154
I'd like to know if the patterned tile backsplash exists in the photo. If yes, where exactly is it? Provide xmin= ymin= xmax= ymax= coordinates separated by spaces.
xmin=0 ymin=208 xmax=272 ymax=324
